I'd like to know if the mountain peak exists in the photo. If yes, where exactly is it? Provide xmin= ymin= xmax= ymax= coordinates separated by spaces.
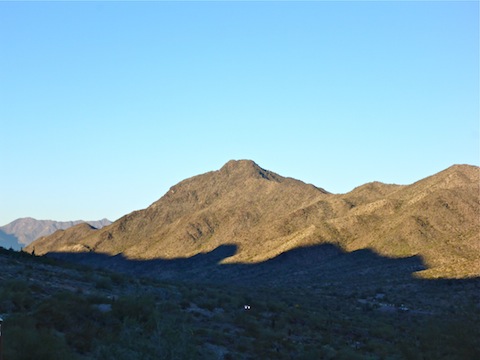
xmin=219 ymin=159 xmax=283 ymax=182
xmin=220 ymin=159 xmax=261 ymax=172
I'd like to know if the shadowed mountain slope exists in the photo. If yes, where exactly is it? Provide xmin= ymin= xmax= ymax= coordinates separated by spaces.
xmin=46 ymin=243 xmax=428 ymax=289
xmin=26 ymin=160 xmax=480 ymax=279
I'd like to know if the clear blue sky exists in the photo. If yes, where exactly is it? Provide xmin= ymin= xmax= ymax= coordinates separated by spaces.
xmin=1 ymin=1 xmax=478 ymax=225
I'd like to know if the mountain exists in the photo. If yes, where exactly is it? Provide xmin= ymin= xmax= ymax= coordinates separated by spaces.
xmin=0 ymin=217 xmax=111 ymax=250
xmin=26 ymin=160 xmax=479 ymax=279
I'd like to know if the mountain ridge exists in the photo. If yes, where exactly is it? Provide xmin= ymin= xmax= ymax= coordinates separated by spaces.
xmin=26 ymin=160 xmax=479 ymax=279
xmin=0 ymin=217 xmax=112 ymax=250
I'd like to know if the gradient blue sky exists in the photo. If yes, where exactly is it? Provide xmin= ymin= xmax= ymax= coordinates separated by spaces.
xmin=1 ymin=1 xmax=478 ymax=225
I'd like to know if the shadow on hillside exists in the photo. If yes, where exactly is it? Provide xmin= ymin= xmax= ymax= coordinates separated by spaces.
xmin=46 ymin=243 xmax=432 ymax=287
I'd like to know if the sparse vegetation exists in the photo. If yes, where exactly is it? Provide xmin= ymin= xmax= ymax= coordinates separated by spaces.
xmin=1 ymin=247 xmax=479 ymax=359
xmin=24 ymin=162 xmax=480 ymax=279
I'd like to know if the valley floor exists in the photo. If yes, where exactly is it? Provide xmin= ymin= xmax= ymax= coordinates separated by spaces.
xmin=1 ymin=248 xmax=479 ymax=360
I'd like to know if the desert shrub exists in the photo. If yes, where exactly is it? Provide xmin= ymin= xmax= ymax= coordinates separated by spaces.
xmin=364 ymin=339 xmax=390 ymax=357
xmin=2 ymin=315 xmax=77 ymax=360
xmin=235 ymin=337 xmax=250 ymax=353
xmin=109 ymin=271 xmax=127 ymax=286
xmin=34 ymin=291 xmax=102 ymax=353
xmin=320 ymin=344 xmax=337 ymax=359
xmin=111 ymin=295 xmax=156 ymax=325
xmin=0 ymin=279 xmax=34 ymax=312
xmin=158 ymin=299 xmax=180 ymax=313
xmin=198 ymin=298 xmax=217 ymax=311
xmin=297 ymin=346 xmax=324 ymax=360
xmin=95 ymin=276 xmax=113 ymax=290
xmin=179 ymin=299 xmax=190 ymax=309
xmin=335 ymin=346 xmax=367 ymax=360
xmin=445 ymin=320 xmax=480 ymax=359
xmin=93 ymin=314 xmax=197 ymax=360
xmin=416 ymin=317 xmax=480 ymax=360
xmin=81 ymin=268 xmax=95 ymax=282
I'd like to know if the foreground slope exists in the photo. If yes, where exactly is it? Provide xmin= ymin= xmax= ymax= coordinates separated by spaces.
xmin=3 ymin=247 xmax=479 ymax=360
xmin=26 ymin=160 xmax=480 ymax=278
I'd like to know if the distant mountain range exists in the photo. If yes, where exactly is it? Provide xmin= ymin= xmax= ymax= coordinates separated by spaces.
xmin=0 ymin=218 xmax=111 ymax=250
xmin=26 ymin=160 xmax=479 ymax=279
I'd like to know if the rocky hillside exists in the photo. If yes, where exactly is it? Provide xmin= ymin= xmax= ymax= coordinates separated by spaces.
xmin=26 ymin=160 xmax=479 ymax=279
xmin=0 ymin=217 xmax=111 ymax=250
xmin=26 ymin=223 xmax=100 ymax=255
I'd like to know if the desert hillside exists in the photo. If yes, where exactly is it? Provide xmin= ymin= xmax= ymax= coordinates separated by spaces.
xmin=26 ymin=160 xmax=480 ymax=279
